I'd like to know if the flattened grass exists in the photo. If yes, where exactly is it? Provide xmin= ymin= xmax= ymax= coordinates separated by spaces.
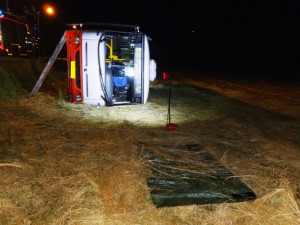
xmin=0 ymin=58 xmax=299 ymax=224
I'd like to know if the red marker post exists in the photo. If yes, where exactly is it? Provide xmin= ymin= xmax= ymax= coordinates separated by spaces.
xmin=163 ymin=72 xmax=178 ymax=131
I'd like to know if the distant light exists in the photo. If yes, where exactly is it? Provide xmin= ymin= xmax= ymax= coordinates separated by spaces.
xmin=46 ymin=7 xmax=54 ymax=15
xmin=72 ymin=25 xmax=77 ymax=29
xmin=43 ymin=4 xmax=55 ymax=16
xmin=0 ymin=9 xmax=4 ymax=18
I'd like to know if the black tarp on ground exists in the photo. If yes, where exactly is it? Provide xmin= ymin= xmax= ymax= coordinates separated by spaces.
xmin=141 ymin=144 xmax=256 ymax=207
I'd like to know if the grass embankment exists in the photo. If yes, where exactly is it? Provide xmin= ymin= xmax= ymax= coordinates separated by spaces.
xmin=0 ymin=57 xmax=66 ymax=98
xmin=0 ymin=57 xmax=299 ymax=224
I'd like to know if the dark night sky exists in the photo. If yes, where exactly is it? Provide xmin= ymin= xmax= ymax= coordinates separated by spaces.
xmin=1 ymin=0 xmax=300 ymax=78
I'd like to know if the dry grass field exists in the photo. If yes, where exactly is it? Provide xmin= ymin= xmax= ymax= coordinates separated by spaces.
xmin=0 ymin=58 xmax=299 ymax=224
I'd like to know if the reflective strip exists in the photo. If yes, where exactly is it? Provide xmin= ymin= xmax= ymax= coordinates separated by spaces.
xmin=70 ymin=61 xmax=76 ymax=79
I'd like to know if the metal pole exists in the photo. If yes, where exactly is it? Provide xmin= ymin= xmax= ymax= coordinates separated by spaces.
xmin=30 ymin=32 xmax=66 ymax=96
xmin=5 ymin=0 xmax=10 ymax=12
xmin=168 ymin=80 xmax=171 ymax=124
xmin=37 ymin=11 xmax=40 ymax=38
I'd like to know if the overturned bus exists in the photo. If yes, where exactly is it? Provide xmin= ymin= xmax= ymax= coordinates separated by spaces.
xmin=65 ymin=23 xmax=156 ymax=106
